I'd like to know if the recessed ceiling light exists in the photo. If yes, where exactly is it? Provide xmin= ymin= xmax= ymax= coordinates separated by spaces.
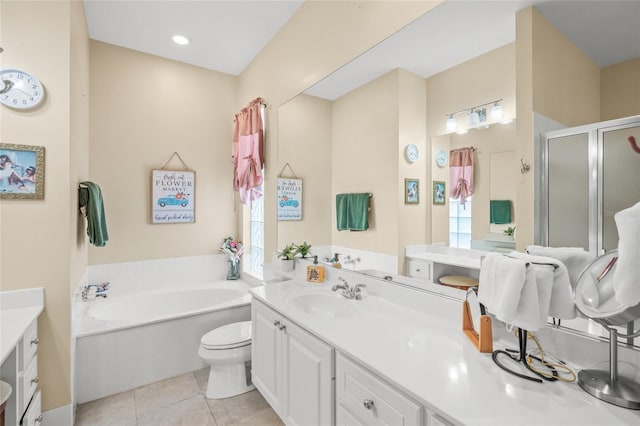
xmin=172 ymin=35 xmax=189 ymax=45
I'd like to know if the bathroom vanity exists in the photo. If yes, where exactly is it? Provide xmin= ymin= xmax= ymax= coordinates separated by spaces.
xmin=0 ymin=288 xmax=44 ymax=426
xmin=404 ymin=245 xmax=489 ymax=297
xmin=250 ymin=268 xmax=640 ymax=425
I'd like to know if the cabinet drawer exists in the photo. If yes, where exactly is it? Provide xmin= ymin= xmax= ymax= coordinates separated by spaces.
xmin=407 ymin=260 xmax=431 ymax=281
xmin=20 ymin=355 xmax=39 ymax=414
xmin=336 ymin=353 xmax=422 ymax=426
xmin=19 ymin=320 xmax=38 ymax=369
xmin=22 ymin=390 xmax=42 ymax=426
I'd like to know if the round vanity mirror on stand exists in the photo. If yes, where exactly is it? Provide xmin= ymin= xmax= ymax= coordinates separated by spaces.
xmin=574 ymin=249 xmax=640 ymax=409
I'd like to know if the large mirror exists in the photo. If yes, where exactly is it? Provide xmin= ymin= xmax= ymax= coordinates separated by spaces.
xmin=273 ymin=0 xmax=640 ymax=342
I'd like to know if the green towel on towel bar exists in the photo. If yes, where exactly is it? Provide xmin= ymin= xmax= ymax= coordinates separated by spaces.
xmin=79 ymin=181 xmax=109 ymax=247
xmin=336 ymin=193 xmax=370 ymax=231
xmin=490 ymin=200 xmax=511 ymax=224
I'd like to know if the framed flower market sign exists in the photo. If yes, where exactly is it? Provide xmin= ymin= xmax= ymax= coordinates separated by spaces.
xmin=151 ymin=169 xmax=195 ymax=224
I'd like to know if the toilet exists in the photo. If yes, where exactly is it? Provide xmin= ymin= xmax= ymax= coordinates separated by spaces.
xmin=198 ymin=320 xmax=254 ymax=399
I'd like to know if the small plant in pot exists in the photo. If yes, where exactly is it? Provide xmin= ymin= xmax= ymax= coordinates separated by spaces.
xmin=277 ymin=243 xmax=297 ymax=271
xmin=296 ymin=241 xmax=312 ymax=258
xmin=503 ymin=226 xmax=516 ymax=239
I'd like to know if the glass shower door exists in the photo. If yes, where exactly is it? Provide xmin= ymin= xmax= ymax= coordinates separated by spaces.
xmin=547 ymin=132 xmax=591 ymax=251
xmin=601 ymin=124 xmax=640 ymax=252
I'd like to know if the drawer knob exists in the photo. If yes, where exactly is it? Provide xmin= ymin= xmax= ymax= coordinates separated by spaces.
xmin=279 ymin=324 xmax=286 ymax=331
xmin=31 ymin=376 xmax=39 ymax=384
xmin=273 ymin=320 xmax=281 ymax=327
xmin=416 ymin=268 xmax=421 ymax=272
xmin=35 ymin=415 xmax=43 ymax=423
xmin=363 ymin=399 xmax=375 ymax=410
xmin=31 ymin=337 xmax=39 ymax=345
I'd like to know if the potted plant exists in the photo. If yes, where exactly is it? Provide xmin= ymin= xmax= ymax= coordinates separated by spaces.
xmin=277 ymin=243 xmax=297 ymax=271
xmin=220 ymin=237 xmax=243 ymax=280
xmin=296 ymin=241 xmax=312 ymax=258
xmin=503 ymin=226 xmax=516 ymax=240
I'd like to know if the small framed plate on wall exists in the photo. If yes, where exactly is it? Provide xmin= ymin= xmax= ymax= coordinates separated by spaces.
xmin=0 ymin=143 xmax=45 ymax=199
xmin=433 ymin=181 xmax=446 ymax=205
xmin=404 ymin=178 xmax=419 ymax=204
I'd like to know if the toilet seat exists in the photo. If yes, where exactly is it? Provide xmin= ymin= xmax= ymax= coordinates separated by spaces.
xmin=201 ymin=321 xmax=252 ymax=350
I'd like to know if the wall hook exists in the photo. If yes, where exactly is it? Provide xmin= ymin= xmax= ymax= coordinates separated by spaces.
xmin=520 ymin=159 xmax=531 ymax=174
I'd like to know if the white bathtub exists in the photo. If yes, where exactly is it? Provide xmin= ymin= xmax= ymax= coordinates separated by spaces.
xmin=74 ymin=280 xmax=253 ymax=403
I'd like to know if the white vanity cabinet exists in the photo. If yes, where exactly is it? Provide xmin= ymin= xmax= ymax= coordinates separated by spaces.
xmin=251 ymin=299 xmax=334 ymax=426
xmin=0 ymin=319 xmax=42 ymax=426
xmin=407 ymin=259 xmax=432 ymax=282
xmin=336 ymin=352 xmax=422 ymax=426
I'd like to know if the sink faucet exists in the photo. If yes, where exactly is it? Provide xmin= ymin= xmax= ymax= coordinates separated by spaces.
xmin=331 ymin=278 xmax=366 ymax=300
xmin=331 ymin=277 xmax=350 ymax=292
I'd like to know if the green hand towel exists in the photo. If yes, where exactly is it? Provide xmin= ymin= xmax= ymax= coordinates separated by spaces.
xmin=79 ymin=181 xmax=109 ymax=247
xmin=490 ymin=200 xmax=511 ymax=224
xmin=336 ymin=193 xmax=370 ymax=231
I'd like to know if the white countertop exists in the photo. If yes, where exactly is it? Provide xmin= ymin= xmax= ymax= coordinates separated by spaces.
xmin=250 ymin=278 xmax=640 ymax=426
xmin=0 ymin=288 xmax=44 ymax=365
xmin=406 ymin=245 xmax=490 ymax=270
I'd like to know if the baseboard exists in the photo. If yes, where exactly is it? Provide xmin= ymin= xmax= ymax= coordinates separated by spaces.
xmin=44 ymin=403 xmax=73 ymax=426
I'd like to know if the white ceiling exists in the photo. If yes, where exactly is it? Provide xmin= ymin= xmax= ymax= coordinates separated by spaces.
xmin=83 ymin=0 xmax=640 ymax=100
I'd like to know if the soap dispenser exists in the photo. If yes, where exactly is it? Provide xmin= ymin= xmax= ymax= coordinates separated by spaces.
xmin=306 ymin=256 xmax=325 ymax=283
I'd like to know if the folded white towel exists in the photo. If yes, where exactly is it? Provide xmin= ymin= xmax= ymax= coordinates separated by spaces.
xmin=613 ymin=201 xmax=640 ymax=307
xmin=526 ymin=245 xmax=594 ymax=288
xmin=507 ymin=251 xmax=576 ymax=322
xmin=478 ymin=253 xmax=528 ymax=325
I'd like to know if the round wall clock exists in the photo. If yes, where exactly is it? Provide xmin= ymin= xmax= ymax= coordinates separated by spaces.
xmin=0 ymin=69 xmax=45 ymax=110
xmin=404 ymin=144 xmax=419 ymax=163
xmin=435 ymin=149 xmax=448 ymax=167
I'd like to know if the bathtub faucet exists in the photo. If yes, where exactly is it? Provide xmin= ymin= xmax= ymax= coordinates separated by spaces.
xmin=81 ymin=284 xmax=108 ymax=301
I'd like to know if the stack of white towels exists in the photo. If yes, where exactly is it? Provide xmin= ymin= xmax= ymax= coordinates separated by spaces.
xmin=613 ymin=201 xmax=640 ymax=308
xmin=478 ymin=247 xmax=594 ymax=331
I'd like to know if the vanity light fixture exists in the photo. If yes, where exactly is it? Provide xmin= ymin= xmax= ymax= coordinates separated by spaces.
xmin=172 ymin=35 xmax=190 ymax=45
xmin=445 ymin=98 xmax=505 ymax=133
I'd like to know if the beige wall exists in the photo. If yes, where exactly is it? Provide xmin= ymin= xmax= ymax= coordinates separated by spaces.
xmin=531 ymin=9 xmax=601 ymax=127
xmin=277 ymin=94 xmax=332 ymax=248
xmin=332 ymin=70 xmax=399 ymax=255
xmin=89 ymin=41 xmax=237 ymax=264
xmin=601 ymin=57 xmax=640 ymax=121
xmin=0 ymin=0 xmax=88 ymax=412
xmin=397 ymin=69 xmax=428 ymax=273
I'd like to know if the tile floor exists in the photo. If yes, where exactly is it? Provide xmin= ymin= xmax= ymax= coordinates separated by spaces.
xmin=75 ymin=368 xmax=284 ymax=426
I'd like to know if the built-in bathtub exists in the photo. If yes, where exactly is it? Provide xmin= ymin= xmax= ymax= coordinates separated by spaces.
xmin=73 ymin=280 xmax=252 ymax=403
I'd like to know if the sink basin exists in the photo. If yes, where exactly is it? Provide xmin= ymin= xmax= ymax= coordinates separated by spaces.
xmin=288 ymin=293 xmax=359 ymax=319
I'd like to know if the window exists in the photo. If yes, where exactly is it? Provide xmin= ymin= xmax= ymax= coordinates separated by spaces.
xmin=249 ymin=190 xmax=264 ymax=277
xmin=449 ymin=197 xmax=472 ymax=249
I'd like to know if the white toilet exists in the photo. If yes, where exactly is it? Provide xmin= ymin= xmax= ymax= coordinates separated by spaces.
xmin=198 ymin=320 xmax=254 ymax=399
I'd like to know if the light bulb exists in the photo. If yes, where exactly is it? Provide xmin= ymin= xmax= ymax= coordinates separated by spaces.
xmin=446 ymin=115 xmax=457 ymax=132
xmin=490 ymin=102 xmax=503 ymax=121
xmin=172 ymin=35 xmax=190 ymax=45
xmin=467 ymin=110 xmax=480 ymax=127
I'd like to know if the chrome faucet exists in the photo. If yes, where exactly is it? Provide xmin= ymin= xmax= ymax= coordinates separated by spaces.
xmin=331 ymin=278 xmax=366 ymax=300
xmin=81 ymin=285 xmax=108 ymax=301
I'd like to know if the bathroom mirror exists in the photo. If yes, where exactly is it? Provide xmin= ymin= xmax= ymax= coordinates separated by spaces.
xmin=273 ymin=0 xmax=640 ymax=344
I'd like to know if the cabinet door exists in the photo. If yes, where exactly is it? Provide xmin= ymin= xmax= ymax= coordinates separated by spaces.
xmin=336 ymin=353 xmax=422 ymax=426
xmin=251 ymin=301 xmax=282 ymax=413
xmin=282 ymin=319 xmax=334 ymax=426
xmin=407 ymin=260 xmax=431 ymax=281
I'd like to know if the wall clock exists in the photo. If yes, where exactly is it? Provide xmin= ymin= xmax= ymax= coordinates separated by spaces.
xmin=0 ymin=69 xmax=45 ymax=110
xmin=404 ymin=144 xmax=419 ymax=163
xmin=435 ymin=149 xmax=448 ymax=167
